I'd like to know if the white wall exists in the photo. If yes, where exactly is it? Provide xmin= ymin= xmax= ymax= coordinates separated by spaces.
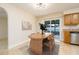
xmin=0 ymin=4 xmax=37 ymax=49
xmin=0 ymin=16 xmax=8 ymax=39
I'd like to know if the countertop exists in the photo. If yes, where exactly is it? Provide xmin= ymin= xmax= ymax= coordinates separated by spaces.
xmin=63 ymin=29 xmax=79 ymax=32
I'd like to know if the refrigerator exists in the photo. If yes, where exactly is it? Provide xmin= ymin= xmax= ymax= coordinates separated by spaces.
xmin=71 ymin=32 xmax=79 ymax=45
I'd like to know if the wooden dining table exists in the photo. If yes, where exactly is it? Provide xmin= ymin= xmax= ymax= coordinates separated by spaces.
xmin=29 ymin=33 xmax=55 ymax=54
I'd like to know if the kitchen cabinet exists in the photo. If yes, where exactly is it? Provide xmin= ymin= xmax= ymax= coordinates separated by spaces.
xmin=64 ymin=13 xmax=79 ymax=25
xmin=72 ymin=13 xmax=79 ymax=25
xmin=64 ymin=31 xmax=71 ymax=43
xmin=64 ymin=14 xmax=72 ymax=25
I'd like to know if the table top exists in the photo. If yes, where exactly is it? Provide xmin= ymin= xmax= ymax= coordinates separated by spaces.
xmin=29 ymin=33 xmax=52 ymax=40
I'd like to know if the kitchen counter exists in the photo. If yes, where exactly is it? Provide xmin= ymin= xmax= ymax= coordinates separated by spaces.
xmin=63 ymin=29 xmax=79 ymax=32
xmin=63 ymin=29 xmax=79 ymax=43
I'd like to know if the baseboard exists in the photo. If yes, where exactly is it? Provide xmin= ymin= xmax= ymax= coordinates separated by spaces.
xmin=8 ymin=40 xmax=29 ymax=49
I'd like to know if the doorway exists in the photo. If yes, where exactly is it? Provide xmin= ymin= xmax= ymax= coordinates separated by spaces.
xmin=44 ymin=19 xmax=60 ymax=42
xmin=0 ymin=7 xmax=8 ymax=49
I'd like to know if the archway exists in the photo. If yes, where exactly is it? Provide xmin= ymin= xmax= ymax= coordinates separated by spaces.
xmin=0 ymin=7 xmax=8 ymax=49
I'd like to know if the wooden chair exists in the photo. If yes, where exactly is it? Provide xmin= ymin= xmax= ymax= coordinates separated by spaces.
xmin=43 ymin=35 xmax=55 ymax=53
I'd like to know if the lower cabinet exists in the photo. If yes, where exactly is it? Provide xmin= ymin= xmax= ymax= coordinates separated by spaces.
xmin=64 ymin=31 xmax=71 ymax=43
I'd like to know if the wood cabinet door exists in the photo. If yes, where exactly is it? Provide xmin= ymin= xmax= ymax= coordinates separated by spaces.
xmin=72 ymin=13 xmax=79 ymax=25
xmin=64 ymin=15 xmax=72 ymax=25
xmin=64 ymin=31 xmax=71 ymax=43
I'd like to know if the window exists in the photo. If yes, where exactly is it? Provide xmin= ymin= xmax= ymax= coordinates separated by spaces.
xmin=45 ymin=21 xmax=50 ymax=25
xmin=44 ymin=19 xmax=60 ymax=35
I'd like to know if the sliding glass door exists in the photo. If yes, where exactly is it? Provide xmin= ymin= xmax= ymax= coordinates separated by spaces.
xmin=51 ymin=20 xmax=60 ymax=35
xmin=44 ymin=19 xmax=60 ymax=40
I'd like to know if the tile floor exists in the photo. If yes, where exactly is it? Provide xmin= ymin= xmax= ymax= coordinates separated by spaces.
xmin=59 ymin=42 xmax=79 ymax=55
xmin=0 ymin=38 xmax=79 ymax=55
xmin=0 ymin=39 xmax=59 ymax=55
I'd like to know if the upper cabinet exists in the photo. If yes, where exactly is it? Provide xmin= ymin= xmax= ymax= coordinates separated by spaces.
xmin=72 ymin=13 xmax=79 ymax=25
xmin=64 ymin=13 xmax=79 ymax=25
xmin=64 ymin=14 xmax=72 ymax=25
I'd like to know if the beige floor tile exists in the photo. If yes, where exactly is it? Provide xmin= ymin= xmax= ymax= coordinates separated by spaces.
xmin=0 ymin=38 xmax=79 ymax=55
xmin=59 ymin=42 xmax=79 ymax=55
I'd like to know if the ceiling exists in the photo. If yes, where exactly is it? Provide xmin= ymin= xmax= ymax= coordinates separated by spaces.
xmin=14 ymin=3 xmax=79 ymax=16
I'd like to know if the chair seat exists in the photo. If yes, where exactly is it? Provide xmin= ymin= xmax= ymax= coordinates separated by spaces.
xmin=43 ymin=42 xmax=49 ymax=47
